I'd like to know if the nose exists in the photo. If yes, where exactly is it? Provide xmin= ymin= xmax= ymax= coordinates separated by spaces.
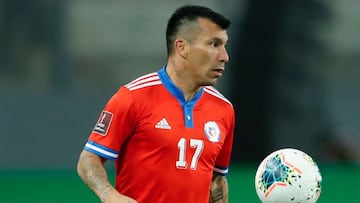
xmin=219 ymin=47 xmax=229 ymax=63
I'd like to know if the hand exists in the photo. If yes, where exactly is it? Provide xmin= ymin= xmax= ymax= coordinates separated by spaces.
xmin=102 ymin=188 xmax=138 ymax=203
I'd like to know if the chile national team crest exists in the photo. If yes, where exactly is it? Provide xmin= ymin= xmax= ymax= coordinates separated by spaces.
xmin=204 ymin=121 xmax=221 ymax=142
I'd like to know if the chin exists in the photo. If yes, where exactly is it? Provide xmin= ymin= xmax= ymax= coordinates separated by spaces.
xmin=203 ymin=80 xmax=217 ymax=87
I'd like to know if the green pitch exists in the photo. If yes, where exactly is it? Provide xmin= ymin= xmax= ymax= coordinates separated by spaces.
xmin=0 ymin=163 xmax=358 ymax=202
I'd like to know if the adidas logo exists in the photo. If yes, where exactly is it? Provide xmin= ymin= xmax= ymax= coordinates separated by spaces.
xmin=155 ymin=118 xmax=171 ymax=129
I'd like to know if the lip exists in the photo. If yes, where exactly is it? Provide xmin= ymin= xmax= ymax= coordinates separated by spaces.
xmin=213 ymin=65 xmax=225 ymax=71
xmin=212 ymin=67 xmax=224 ymax=77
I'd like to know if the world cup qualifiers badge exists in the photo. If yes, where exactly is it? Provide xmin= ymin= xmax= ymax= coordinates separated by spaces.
xmin=204 ymin=121 xmax=221 ymax=142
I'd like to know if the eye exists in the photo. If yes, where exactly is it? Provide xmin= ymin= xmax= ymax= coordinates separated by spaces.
xmin=210 ymin=41 xmax=219 ymax=47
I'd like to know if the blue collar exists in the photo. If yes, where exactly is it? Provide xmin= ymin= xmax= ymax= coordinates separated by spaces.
xmin=158 ymin=65 xmax=203 ymax=128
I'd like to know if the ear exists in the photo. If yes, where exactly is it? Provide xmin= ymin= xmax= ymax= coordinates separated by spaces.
xmin=174 ymin=38 xmax=190 ymax=58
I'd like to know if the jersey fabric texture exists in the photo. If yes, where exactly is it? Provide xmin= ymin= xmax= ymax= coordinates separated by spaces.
xmin=84 ymin=65 xmax=235 ymax=203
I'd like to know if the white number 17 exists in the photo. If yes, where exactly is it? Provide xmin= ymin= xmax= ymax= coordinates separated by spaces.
xmin=176 ymin=138 xmax=204 ymax=170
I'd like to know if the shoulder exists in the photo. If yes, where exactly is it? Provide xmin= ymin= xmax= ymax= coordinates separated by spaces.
xmin=108 ymin=72 xmax=162 ymax=105
xmin=124 ymin=72 xmax=162 ymax=91
xmin=203 ymin=86 xmax=232 ymax=107
xmin=109 ymin=71 xmax=164 ymax=109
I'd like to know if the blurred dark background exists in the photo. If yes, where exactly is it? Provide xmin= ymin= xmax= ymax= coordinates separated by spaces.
xmin=1 ymin=0 xmax=359 ymax=170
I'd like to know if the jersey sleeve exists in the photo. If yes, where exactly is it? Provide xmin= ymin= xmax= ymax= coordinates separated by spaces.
xmin=214 ymin=105 xmax=235 ymax=176
xmin=84 ymin=86 xmax=136 ymax=160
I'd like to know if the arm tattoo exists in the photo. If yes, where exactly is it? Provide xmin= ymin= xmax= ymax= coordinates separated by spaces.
xmin=210 ymin=186 xmax=224 ymax=202
xmin=78 ymin=151 xmax=113 ymax=201
xmin=210 ymin=175 xmax=229 ymax=203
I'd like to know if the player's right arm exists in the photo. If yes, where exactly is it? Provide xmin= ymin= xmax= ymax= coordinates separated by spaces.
xmin=77 ymin=150 xmax=137 ymax=203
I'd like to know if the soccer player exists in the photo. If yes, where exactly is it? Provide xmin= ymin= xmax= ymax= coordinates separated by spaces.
xmin=77 ymin=5 xmax=235 ymax=203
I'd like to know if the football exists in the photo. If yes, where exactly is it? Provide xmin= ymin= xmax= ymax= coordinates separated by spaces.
xmin=255 ymin=148 xmax=322 ymax=203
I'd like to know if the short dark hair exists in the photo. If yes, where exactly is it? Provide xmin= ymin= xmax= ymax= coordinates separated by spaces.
xmin=166 ymin=5 xmax=230 ymax=55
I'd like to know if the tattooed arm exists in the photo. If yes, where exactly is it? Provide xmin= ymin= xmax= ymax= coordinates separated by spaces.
xmin=209 ymin=174 xmax=229 ymax=203
xmin=77 ymin=150 xmax=137 ymax=203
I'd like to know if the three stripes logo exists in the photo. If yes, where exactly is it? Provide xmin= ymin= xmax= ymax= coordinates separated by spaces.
xmin=155 ymin=118 xmax=171 ymax=129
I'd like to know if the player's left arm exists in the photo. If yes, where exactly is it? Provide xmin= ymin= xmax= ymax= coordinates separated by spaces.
xmin=209 ymin=174 xmax=229 ymax=203
xmin=209 ymin=105 xmax=234 ymax=203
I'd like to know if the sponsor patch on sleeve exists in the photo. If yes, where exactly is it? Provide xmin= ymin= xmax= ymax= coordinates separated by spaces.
xmin=93 ymin=111 xmax=113 ymax=136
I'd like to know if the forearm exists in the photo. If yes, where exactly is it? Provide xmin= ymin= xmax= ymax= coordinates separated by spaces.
xmin=77 ymin=150 xmax=114 ymax=202
xmin=209 ymin=175 xmax=229 ymax=203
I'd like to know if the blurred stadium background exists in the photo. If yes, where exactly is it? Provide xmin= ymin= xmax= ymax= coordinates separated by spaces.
xmin=0 ymin=0 xmax=359 ymax=202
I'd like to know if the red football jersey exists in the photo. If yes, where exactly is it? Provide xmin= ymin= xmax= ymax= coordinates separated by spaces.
xmin=84 ymin=66 xmax=235 ymax=203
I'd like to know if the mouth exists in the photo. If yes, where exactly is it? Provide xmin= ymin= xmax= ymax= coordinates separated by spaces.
xmin=212 ymin=67 xmax=225 ymax=77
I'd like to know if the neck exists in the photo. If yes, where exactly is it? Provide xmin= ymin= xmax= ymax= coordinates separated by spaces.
xmin=166 ymin=59 xmax=201 ymax=101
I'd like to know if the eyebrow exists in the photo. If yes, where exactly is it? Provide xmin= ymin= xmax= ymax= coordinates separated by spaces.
xmin=211 ymin=36 xmax=228 ymax=45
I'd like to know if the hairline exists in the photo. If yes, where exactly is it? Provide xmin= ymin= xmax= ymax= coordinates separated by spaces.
xmin=168 ymin=17 xmax=223 ymax=56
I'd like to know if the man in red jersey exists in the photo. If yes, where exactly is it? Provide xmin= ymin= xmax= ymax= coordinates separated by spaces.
xmin=77 ymin=5 xmax=235 ymax=203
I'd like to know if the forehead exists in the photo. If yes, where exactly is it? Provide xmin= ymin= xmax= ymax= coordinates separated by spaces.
xmin=196 ymin=18 xmax=228 ymax=41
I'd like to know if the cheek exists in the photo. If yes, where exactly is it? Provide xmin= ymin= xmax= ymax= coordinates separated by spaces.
xmin=189 ymin=49 xmax=213 ymax=66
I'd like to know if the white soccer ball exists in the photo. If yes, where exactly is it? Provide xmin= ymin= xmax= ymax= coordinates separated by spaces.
xmin=255 ymin=148 xmax=322 ymax=203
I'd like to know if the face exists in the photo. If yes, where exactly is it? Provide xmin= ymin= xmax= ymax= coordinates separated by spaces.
xmin=185 ymin=18 xmax=229 ymax=86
